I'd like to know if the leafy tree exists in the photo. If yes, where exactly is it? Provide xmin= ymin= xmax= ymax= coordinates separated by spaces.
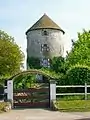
xmin=0 ymin=30 xmax=24 ymax=77
xmin=50 ymin=56 xmax=67 ymax=74
xmin=66 ymin=29 xmax=90 ymax=67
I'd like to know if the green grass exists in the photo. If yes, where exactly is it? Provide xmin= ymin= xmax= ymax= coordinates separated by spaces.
xmin=54 ymin=100 xmax=90 ymax=112
xmin=57 ymin=95 xmax=85 ymax=101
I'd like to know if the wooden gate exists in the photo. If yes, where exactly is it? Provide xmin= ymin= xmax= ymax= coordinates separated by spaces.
xmin=13 ymin=84 xmax=50 ymax=108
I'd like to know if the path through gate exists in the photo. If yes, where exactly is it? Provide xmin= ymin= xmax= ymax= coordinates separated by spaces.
xmin=13 ymin=83 xmax=50 ymax=108
xmin=5 ymin=70 xmax=56 ymax=108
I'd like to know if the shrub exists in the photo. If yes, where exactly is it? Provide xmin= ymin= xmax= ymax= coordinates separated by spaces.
xmin=56 ymin=65 xmax=90 ymax=97
xmin=0 ymin=102 xmax=11 ymax=112
xmin=50 ymin=56 xmax=66 ymax=74
xmin=66 ymin=65 xmax=90 ymax=85
xmin=27 ymin=57 xmax=41 ymax=69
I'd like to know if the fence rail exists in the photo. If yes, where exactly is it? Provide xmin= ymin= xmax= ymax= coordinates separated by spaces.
xmin=56 ymin=83 xmax=90 ymax=100
xmin=56 ymin=85 xmax=90 ymax=88
xmin=56 ymin=93 xmax=85 ymax=96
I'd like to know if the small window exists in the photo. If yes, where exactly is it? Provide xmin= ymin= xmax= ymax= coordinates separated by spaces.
xmin=40 ymin=58 xmax=50 ymax=68
xmin=42 ymin=30 xmax=48 ymax=36
xmin=44 ymin=31 xmax=48 ymax=35
xmin=41 ymin=44 xmax=50 ymax=52
xmin=43 ymin=44 xmax=47 ymax=47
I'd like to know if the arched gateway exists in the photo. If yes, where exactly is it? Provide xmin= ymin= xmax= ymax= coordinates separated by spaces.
xmin=5 ymin=69 xmax=56 ymax=108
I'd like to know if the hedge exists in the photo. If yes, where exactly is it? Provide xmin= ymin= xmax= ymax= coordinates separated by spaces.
xmin=66 ymin=65 xmax=90 ymax=85
xmin=56 ymin=65 xmax=90 ymax=94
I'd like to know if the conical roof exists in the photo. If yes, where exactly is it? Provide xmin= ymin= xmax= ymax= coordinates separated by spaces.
xmin=26 ymin=14 xmax=65 ymax=34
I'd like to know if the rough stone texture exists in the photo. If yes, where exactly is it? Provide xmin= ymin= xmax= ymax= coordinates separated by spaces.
xmin=27 ymin=29 xmax=64 ymax=58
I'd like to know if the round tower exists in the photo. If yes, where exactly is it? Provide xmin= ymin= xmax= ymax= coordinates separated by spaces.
xmin=26 ymin=14 xmax=65 ymax=69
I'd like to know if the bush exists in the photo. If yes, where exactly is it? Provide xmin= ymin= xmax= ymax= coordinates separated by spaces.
xmin=56 ymin=65 xmax=90 ymax=95
xmin=65 ymin=65 xmax=90 ymax=85
xmin=0 ymin=102 xmax=11 ymax=112
xmin=50 ymin=56 xmax=66 ymax=73
xmin=27 ymin=57 xmax=41 ymax=69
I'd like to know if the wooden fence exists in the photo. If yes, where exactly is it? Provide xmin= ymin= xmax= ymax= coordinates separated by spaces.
xmin=56 ymin=83 xmax=90 ymax=100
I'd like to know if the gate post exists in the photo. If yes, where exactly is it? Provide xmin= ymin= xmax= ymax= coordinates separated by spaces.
xmin=50 ymin=80 xmax=56 ymax=108
xmin=7 ymin=80 xmax=13 ymax=108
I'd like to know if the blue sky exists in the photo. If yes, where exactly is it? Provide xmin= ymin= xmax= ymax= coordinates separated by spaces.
xmin=0 ymin=0 xmax=90 ymax=69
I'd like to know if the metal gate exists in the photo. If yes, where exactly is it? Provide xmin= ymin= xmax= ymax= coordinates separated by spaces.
xmin=13 ymin=83 xmax=50 ymax=108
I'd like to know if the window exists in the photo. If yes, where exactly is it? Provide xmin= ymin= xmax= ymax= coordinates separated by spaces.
xmin=41 ymin=44 xmax=50 ymax=52
xmin=43 ymin=30 xmax=48 ymax=35
xmin=42 ymin=30 xmax=49 ymax=36
xmin=40 ymin=58 xmax=50 ymax=68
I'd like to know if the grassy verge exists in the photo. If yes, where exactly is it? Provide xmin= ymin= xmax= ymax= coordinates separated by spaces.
xmin=54 ymin=100 xmax=90 ymax=112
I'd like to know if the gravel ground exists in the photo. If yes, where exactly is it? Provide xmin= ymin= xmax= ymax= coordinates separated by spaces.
xmin=0 ymin=108 xmax=90 ymax=120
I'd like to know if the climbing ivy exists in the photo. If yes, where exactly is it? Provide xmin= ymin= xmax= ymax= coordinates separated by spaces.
xmin=27 ymin=57 xmax=41 ymax=69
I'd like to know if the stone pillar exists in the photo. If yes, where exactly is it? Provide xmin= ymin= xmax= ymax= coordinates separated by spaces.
xmin=7 ymin=80 xmax=13 ymax=107
xmin=50 ymin=80 xmax=56 ymax=108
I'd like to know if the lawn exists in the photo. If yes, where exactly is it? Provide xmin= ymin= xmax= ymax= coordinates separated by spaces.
xmin=54 ymin=100 xmax=90 ymax=112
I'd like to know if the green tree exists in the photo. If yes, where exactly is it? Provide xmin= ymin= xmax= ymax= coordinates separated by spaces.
xmin=50 ymin=56 xmax=67 ymax=74
xmin=66 ymin=29 xmax=90 ymax=67
xmin=0 ymin=30 xmax=24 ymax=77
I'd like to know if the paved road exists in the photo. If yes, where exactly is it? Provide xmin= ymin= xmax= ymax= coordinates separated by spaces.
xmin=0 ymin=108 xmax=90 ymax=120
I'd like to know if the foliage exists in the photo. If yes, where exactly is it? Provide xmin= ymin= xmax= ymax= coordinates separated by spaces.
xmin=55 ymin=100 xmax=90 ymax=112
xmin=14 ymin=68 xmax=61 ymax=80
xmin=50 ymin=56 xmax=67 ymax=74
xmin=27 ymin=56 xmax=67 ymax=74
xmin=0 ymin=102 xmax=10 ymax=113
xmin=27 ymin=57 xmax=41 ymax=69
xmin=57 ymin=29 xmax=90 ymax=86
xmin=0 ymin=30 xmax=24 ymax=77
xmin=13 ymin=68 xmax=60 ymax=89
xmin=66 ymin=29 xmax=90 ymax=67
xmin=56 ymin=65 xmax=90 ymax=95
xmin=13 ymin=74 xmax=36 ymax=89
xmin=65 ymin=65 xmax=90 ymax=85
xmin=40 ymin=68 xmax=61 ymax=79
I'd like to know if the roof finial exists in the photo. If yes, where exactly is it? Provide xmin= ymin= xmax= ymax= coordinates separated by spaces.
xmin=44 ymin=13 xmax=46 ymax=15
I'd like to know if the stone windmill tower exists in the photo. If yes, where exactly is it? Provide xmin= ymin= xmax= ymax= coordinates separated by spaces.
xmin=26 ymin=14 xmax=65 ymax=69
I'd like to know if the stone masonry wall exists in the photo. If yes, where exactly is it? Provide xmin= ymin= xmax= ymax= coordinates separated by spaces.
xmin=26 ymin=29 xmax=64 ymax=59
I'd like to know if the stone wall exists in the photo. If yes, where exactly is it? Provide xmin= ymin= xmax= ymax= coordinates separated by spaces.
xmin=26 ymin=28 xmax=64 ymax=59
